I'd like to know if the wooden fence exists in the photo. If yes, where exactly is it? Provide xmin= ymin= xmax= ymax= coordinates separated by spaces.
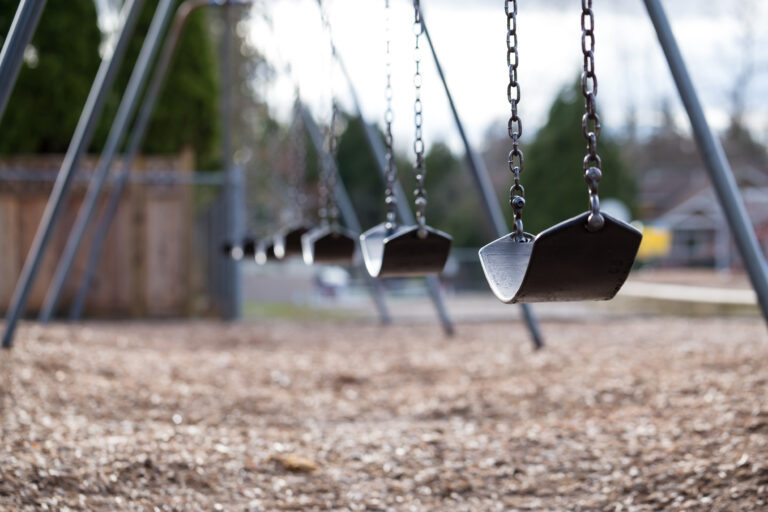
xmin=0 ymin=150 xmax=200 ymax=318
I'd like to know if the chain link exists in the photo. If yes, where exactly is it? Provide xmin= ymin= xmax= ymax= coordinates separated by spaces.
xmin=412 ymin=0 xmax=427 ymax=238
xmin=383 ymin=0 xmax=398 ymax=231
xmin=322 ymin=101 xmax=340 ymax=229
xmin=580 ymin=0 xmax=604 ymax=231
xmin=505 ymin=0 xmax=526 ymax=241
xmin=316 ymin=0 xmax=339 ymax=229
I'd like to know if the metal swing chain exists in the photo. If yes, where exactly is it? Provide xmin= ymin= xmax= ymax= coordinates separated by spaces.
xmin=581 ymin=0 xmax=604 ymax=231
xmin=316 ymin=0 xmax=339 ymax=229
xmin=383 ymin=0 xmax=398 ymax=231
xmin=413 ymin=0 xmax=428 ymax=238
xmin=506 ymin=0 xmax=526 ymax=242
xmin=290 ymin=99 xmax=308 ymax=221
xmin=325 ymin=98 xmax=340 ymax=229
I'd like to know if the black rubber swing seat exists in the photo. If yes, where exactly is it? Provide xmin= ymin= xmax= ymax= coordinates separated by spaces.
xmin=273 ymin=224 xmax=312 ymax=259
xmin=478 ymin=211 xmax=642 ymax=303
xmin=301 ymin=226 xmax=357 ymax=265
xmin=360 ymin=222 xmax=452 ymax=278
xmin=242 ymin=237 xmax=257 ymax=259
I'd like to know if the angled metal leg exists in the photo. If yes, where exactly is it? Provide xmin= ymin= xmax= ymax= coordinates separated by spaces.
xmin=643 ymin=0 xmax=768 ymax=329
xmin=418 ymin=8 xmax=542 ymax=348
xmin=0 ymin=0 xmax=47 ymax=122
xmin=70 ymin=0 xmax=251 ymax=321
xmin=1 ymin=0 xmax=145 ymax=349
xmin=330 ymin=45 xmax=453 ymax=336
xmin=38 ymin=0 xmax=176 ymax=323
xmin=300 ymin=104 xmax=392 ymax=326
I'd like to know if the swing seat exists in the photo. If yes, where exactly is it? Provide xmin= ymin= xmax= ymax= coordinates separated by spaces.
xmin=242 ymin=237 xmax=257 ymax=259
xmin=274 ymin=224 xmax=312 ymax=259
xmin=360 ymin=222 xmax=452 ymax=278
xmin=256 ymin=239 xmax=279 ymax=265
xmin=301 ymin=226 xmax=357 ymax=265
xmin=478 ymin=212 xmax=642 ymax=303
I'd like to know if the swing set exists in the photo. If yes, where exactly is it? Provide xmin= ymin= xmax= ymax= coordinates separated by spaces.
xmin=0 ymin=0 xmax=766 ymax=350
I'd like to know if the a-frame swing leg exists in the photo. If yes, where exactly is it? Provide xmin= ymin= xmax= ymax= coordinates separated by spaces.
xmin=1 ymin=0 xmax=145 ymax=349
xmin=643 ymin=0 xmax=768 ymax=329
xmin=38 ymin=0 xmax=177 ymax=323
xmin=69 ymin=1 xmax=255 ymax=321
xmin=314 ymin=4 xmax=453 ymax=335
xmin=0 ymin=0 xmax=47 ymax=122
xmin=299 ymin=104 xmax=393 ymax=326
xmin=418 ymin=7 xmax=543 ymax=349
xmin=333 ymin=58 xmax=454 ymax=336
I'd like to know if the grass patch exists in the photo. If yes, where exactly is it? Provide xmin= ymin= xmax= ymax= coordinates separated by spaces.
xmin=244 ymin=301 xmax=358 ymax=321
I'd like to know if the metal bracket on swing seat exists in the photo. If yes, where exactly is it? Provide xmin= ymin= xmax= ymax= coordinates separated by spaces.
xmin=360 ymin=222 xmax=452 ymax=278
xmin=301 ymin=226 xmax=357 ymax=265
xmin=256 ymin=239 xmax=279 ymax=265
xmin=273 ymin=224 xmax=312 ymax=260
xmin=479 ymin=212 xmax=642 ymax=303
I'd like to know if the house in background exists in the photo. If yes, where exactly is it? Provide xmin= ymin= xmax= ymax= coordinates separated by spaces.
xmin=654 ymin=186 xmax=768 ymax=269
xmin=632 ymin=126 xmax=768 ymax=269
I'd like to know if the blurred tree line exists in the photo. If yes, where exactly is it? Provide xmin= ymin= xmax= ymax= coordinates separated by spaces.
xmin=0 ymin=0 xmax=220 ymax=168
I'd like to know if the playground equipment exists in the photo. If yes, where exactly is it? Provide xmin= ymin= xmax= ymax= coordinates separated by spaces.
xmin=360 ymin=0 xmax=451 ymax=279
xmin=479 ymin=0 xmax=642 ymax=303
xmin=273 ymin=104 xmax=314 ymax=260
xmin=300 ymin=34 xmax=356 ymax=266
xmin=1 ymin=0 xmax=767 ymax=350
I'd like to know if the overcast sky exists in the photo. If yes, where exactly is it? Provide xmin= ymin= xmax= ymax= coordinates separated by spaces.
xmin=92 ymin=0 xmax=768 ymax=156
xmin=250 ymin=0 xmax=768 ymax=156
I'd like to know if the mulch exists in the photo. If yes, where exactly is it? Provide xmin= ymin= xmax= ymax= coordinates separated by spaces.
xmin=1 ymin=317 xmax=767 ymax=511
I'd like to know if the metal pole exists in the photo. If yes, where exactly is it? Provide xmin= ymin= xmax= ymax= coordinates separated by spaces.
xmin=220 ymin=3 xmax=241 ymax=320
xmin=643 ymin=0 xmax=768 ymax=327
xmin=419 ymin=9 xmax=543 ymax=349
xmin=0 ymin=0 xmax=47 ymax=122
xmin=1 ymin=0 xmax=144 ymax=349
xmin=300 ymin=104 xmax=393 ymax=325
xmin=38 ymin=0 xmax=176 ymax=323
xmin=333 ymin=47 xmax=454 ymax=336
xmin=69 ymin=0 xmax=221 ymax=321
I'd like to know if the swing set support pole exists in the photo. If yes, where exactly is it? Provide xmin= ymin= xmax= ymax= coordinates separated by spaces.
xmin=418 ymin=8 xmax=543 ymax=349
xmin=0 ymin=0 xmax=47 ymax=123
xmin=643 ymin=0 xmax=768 ymax=328
xmin=1 ymin=0 xmax=145 ymax=349
xmin=333 ymin=48 xmax=455 ymax=337
xmin=38 ymin=0 xmax=177 ymax=323
xmin=69 ymin=0 xmax=253 ymax=321
xmin=299 ymin=104 xmax=393 ymax=326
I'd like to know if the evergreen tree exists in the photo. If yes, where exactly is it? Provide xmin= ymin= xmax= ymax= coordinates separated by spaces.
xmin=0 ymin=0 xmax=102 ymax=153
xmin=0 ymin=0 xmax=220 ymax=167
xmin=521 ymin=79 xmax=637 ymax=233
xmin=422 ymin=142 xmax=492 ymax=247
xmin=335 ymin=114 xmax=385 ymax=229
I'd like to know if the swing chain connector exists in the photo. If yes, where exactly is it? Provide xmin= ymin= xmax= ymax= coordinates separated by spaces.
xmin=505 ymin=0 xmax=526 ymax=241
xmin=581 ymin=0 xmax=604 ymax=232
xmin=413 ymin=0 xmax=428 ymax=239
xmin=384 ymin=0 xmax=398 ymax=232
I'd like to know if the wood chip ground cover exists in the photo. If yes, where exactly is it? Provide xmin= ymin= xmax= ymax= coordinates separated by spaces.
xmin=1 ymin=317 xmax=767 ymax=510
